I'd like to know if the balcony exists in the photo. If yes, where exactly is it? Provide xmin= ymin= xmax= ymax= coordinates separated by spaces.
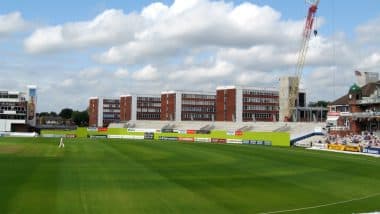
xmin=357 ymin=97 xmax=380 ymax=105
xmin=351 ymin=111 xmax=380 ymax=118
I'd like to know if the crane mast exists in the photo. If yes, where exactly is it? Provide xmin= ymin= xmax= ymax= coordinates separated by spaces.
xmin=283 ymin=0 xmax=320 ymax=121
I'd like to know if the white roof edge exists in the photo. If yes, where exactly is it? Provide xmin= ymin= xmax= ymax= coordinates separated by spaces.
xmin=216 ymin=85 xmax=237 ymax=90
xmin=89 ymin=97 xmax=99 ymax=100
xmin=7 ymin=91 xmax=21 ymax=94
xmin=0 ymin=90 xmax=22 ymax=94
xmin=217 ymin=85 xmax=278 ymax=91
xmin=121 ymin=94 xmax=161 ymax=97
xmin=89 ymin=96 xmax=119 ymax=100
xmin=161 ymin=91 xmax=177 ymax=94
xmin=161 ymin=90 xmax=215 ymax=95
xmin=120 ymin=94 xmax=132 ymax=97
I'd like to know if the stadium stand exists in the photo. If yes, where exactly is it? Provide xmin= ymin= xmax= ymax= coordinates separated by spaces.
xmin=110 ymin=121 xmax=325 ymax=139
xmin=237 ymin=125 xmax=253 ymax=131
xmin=293 ymin=135 xmax=325 ymax=147
xmin=126 ymin=122 xmax=135 ymax=128
xmin=108 ymin=123 xmax=128 ymax=128
xmin=273 ymin=125 xmax=290 ymax=132
xmin=200 ymin=124 xmax=214 ymax=130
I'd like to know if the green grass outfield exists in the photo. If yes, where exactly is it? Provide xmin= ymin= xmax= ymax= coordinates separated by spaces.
xmin=0 ymin=137 xmax=379 ymax=213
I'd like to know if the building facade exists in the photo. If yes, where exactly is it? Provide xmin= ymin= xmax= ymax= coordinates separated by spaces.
xmin=327 ymin=71 xmax=380 ymax=135
xmin=88 ymin=97 xmax=120 ymax=127
xmin=216 ymin=86 xmax=279 ymax=122
xmin=328 ymin=81 xmax=380 ymax=135
xmin=161 ymin=91 xmax=216 ymax=121
xmin=88 ymin=85 xmax=314 ymax=126
xmin=0 ymin=86 xmax=36 ymax=132
xmin=120 ymin=95 xmax=161 ymax=121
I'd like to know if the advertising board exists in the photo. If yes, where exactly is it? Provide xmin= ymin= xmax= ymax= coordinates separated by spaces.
xmin=87 ymin=127 xmax=98 ymax=132
xmin=90 ymin=135 xmax=107 ymax=139
xmin=242 ymin=140 xmax=272 ymax=146
xmin=178 ymin=137 xmax=194 ymax=142
xmin=328 ymin=144 xmax=345 ymax=151
xmin=227 ymin=139 xmax=243 ymax=144
xmin=186 ymin=130 xmax=196 ymax=134
xmin=211 ymin=138 xmax=227 ymax=144
xmin=128 ymin=128 xmax=159 ymax=133
xmin=144 ymin=132 xmax=154 ymax=140
xmin=226 ymin=130 xmax=235 ymax=136
xmin=362 ymin=147 xmax=380 ymax=155
xmin=195 ymin=138 xmax=211 ymax=143
xmin=159 ymin=136 xmax=178 ymax=141
xmin=344 ymin=145 xmax=361 ymax=152
xmin=65 ymin=134 xmax=77 ymax=138
xmin=108 ymin=135 xmax=144 ymax=139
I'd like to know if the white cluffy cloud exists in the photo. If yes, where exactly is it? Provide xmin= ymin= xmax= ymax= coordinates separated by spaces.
xmin=114 ymin=68 xmax=129 ymax=78
xmin=97 ymin=0 xmax=303 ymax=64
xmin=169 ymin=60 xmax=234 ymax=83
xmin=132 ymin=64 xmax=159 ymax=81
xmin=78 ymin=67 xmax=103 ymax=79
xmin=25 ymin=0 xmax=302 ymax=61
xmin=17 ymin=0 xmax=380 ymax=111
xmin=356 ymin=17 xmax=380 ymax=44
xmin=24 ymin=9 xmax=144 ymax=53
xmin=0 ymin=12 xmax=28 ymax=36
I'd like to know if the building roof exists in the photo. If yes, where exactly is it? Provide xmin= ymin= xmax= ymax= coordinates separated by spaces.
xmin=330 ymin=94 xmax=349 ymax=106
xmin=361 ymin=81 xmax=379 ymax=97
xmin=330 ymin=80 xmax=380 ymax=106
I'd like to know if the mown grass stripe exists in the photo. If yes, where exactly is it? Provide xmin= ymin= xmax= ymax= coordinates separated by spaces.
xmin=0 ymin=138 xmax=379 ymax=213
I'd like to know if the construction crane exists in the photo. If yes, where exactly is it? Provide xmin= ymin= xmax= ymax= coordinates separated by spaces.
xmin=281 ymin=0 xmax=320 ymax=121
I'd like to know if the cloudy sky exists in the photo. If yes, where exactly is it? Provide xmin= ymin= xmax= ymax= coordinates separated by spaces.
xmin=1 ymin=0 xmax=379 ymax=112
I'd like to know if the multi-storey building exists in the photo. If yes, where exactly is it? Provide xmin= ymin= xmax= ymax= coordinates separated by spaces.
xmin=216 ymin=86 xmax=279 ymax=122
xmin=88 ymin=86 xmax=313 ymax=125
xmin=0 ymin=91 xmax=27 ymax=131
xmin=161 ymin=91 xmax=216 ymax=121
xmin=328 ymin=81 xmax=380 ymax=135
xmin=120 ymin=95 xmax=161 ymax=121
xmin=326 ymin=71 xmax=380 ymax=135
xmin=88 ymin=97 xmax=120 ymax=127
xmin=215 ymin=86 xmax=309 ymax=122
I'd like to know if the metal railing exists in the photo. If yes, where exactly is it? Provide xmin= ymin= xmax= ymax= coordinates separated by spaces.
xmin=329 ymin=126 xmax=349 ymax=131
xmin=351 ymin=112 xmax=380 ymax=117
xmin=357 ymin=97 xmax=380 ymax=105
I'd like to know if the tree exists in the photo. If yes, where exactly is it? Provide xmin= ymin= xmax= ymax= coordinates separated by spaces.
xmin=308 ymin=100 xmax=329 ymax=108
xmin=72 ymin=110 xmax=89 ymax=127
xmin=38 ymin=112 xmax=49 ymax=117
xmin=49 ymin=111 xmax=58 ymax=117
xmin=59 ymin=108 xmax=73 ymax=119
